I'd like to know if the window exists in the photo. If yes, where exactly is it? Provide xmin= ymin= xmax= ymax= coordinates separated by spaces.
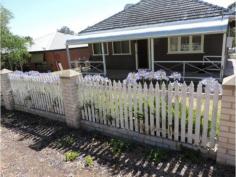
xmin=180 ymin=36 xmax=190 ymax=51
xmin=92 ymin=43 xmax=108 ymax=55
xmin=169 ymin=37 xmax=178 ymax=52
xmin=168 ymin=35 xmax=204 ymax=54
xmin=192 ymin=35 xmax=202 ymax=51
xmin=112 ymin=41 xmax=131 ymax=55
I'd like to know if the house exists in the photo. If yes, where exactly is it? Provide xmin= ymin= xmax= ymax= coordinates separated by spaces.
xmin=228 ymin=2 xmax=236 ymax=12
xmin=66 ymin=0 xmax=235 ymax=80
xmin=27 ymin=32 xmax=90 ymax=72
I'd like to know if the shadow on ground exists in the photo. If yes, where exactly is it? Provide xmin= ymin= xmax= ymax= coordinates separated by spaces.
xmin=1 ymin=108 xmax=235 ymax=177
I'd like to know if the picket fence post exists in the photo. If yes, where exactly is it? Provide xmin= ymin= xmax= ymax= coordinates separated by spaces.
xmin=0 ymin=69 xmax=14 ymax=110
xmin=59 ymin=69 xmax=81 ymax=128
xmin=217 ymin=74 xmax=236 ymax=166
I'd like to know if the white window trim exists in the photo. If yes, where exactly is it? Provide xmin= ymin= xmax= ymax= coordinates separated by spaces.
xmin=168 ymin=35 xmax=204 ymax=54
xmin=112 ymin=41 xmax=132 ymax=55
xmin=92 ymin=43 xmax=109 ymax=56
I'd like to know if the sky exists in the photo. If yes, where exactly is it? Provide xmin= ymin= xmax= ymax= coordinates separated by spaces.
xmin=2 ymin=0 xmax=235 ymax=38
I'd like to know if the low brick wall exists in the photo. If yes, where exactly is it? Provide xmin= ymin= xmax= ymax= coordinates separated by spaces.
xmin=81 ymin=120 xmax=216 ymax=158
xmin=14 ymin=105 xmax=66 ymax=123
xmin=81 ymin=120 xmax=179 ymax=150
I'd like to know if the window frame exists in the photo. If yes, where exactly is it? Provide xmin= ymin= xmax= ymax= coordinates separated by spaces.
xmin=112 ymin=41 xmax=131 ymax=55
xmin=92 ymin=43 xmax=109 ymax=56
xmin=168 ymin=35 xmax=204 ymax=54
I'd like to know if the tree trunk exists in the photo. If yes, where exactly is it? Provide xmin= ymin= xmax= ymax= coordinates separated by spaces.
xmin=20 ymin=63 xmax=23 ymax=71
xmin=8 ymin=60 xmax=13 ymax=70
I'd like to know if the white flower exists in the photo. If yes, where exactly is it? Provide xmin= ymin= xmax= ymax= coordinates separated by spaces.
xmin=84 ymin=74 xmax=109 ymax=83
xmin=154 ymin=70 xmax=169 ymax=81
xmin=200 ymin=77 xmax=222 ymax=93
xmin=9 ymin=71 xmax=59 ymax=83
xmin=169 ymin=72 xmax=181 ymax=81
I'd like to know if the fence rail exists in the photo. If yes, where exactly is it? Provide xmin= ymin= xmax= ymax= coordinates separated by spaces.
xmin=9 ymin=74 xmax=65 ymax=115
xmin=78 ymin=79 xmax=221 ymax=149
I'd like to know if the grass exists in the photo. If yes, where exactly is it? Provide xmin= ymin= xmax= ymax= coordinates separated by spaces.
xmin=84 ymin=155 xmax=94 ymax=167
xmin=64 ymin=151 xmax=80 ymax=162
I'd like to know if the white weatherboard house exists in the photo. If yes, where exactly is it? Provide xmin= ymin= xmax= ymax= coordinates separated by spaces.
xmin=66 ymin=0 xmax=235 ymax=80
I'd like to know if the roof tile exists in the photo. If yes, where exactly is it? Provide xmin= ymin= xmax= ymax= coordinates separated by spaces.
xmin=80 ymin=0 xmax=231 ymax=34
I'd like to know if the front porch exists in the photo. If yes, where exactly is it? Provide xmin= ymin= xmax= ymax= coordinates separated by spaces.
xmin=68 ymin=36 xmax=225 ymax=81
xmin=66 ymin=17 xmax=229 ymax=81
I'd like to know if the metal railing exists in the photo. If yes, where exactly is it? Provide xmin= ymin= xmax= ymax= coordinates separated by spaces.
xmin=153 ymin=56 xmax=222 ymax=80
xmin=70 ymin=60 xmax=105 ymax=75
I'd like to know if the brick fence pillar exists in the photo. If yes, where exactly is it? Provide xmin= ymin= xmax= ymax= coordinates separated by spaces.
xmin=0 ymin=69 xmax=14 ymax=110
xmin=59 ymin=69 xmax=81 ymax=128
xmin=217 ymin=74 xmax=236 ymax=166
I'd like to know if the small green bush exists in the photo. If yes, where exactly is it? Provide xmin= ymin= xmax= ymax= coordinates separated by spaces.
xmin=109 ymin=138 xmax=131 ymax=155
xmin=64 ymin=151 xmax=80 ymax=162
xmin=146 ymin=148 xmax=168 ymax=162
xmin=84 ymin=155 xmax=94 ymax=167
xmin=58 ymin=135 xmax=76 ymax=147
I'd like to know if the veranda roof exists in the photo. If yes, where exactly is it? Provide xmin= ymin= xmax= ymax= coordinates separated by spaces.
xmin=67 ymin=17 xmax=229 ymax=45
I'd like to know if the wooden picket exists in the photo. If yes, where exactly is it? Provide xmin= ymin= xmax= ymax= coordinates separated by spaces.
xmin=187 ymin=82 xmax=194 ymax=144
xmin=75 ymin=78 xmax=222 ymax=149
xmin=9 ymin=74 xmax=65 ymax=116
xmin=7 ymin=72 xmax=222 ymax=150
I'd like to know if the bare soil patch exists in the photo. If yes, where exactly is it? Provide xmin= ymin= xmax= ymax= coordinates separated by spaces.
xmin=0 ymin=108 xmax=235 ymax=177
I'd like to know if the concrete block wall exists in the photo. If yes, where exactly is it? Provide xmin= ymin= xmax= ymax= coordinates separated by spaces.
xmin=217 ymin=75 xmax=236 ymax=166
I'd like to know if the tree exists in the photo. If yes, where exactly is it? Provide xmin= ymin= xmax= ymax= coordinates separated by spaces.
xmin=0 ymin=5 xmax=32 ymax=70
xmin=57 ymin=26 xmax=75 ymax=35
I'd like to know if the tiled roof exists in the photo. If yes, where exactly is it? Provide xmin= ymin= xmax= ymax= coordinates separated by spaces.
xmin=80 ymin=0 xmax=231 ymax=34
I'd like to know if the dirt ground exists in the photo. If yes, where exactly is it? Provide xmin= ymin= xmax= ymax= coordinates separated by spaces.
xmin=0 ymin=108 xmax=235 ymax=177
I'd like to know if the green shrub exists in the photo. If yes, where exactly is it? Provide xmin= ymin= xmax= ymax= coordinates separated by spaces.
xmin=64 ymin=151 xmax=80 ymax=162
xmin=146 ymin=148 xmax=168 ymax=162
xmin=58 ymin=135 xmax=76 ymax=147
xmin=109 ymin=138 xmax=132 ymax=155
xmin=84 ymin=155 xmax=94 ymax=167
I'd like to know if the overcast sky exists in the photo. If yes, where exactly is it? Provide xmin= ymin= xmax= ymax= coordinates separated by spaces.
xmin=2 ymin=0 xmax=235 ymax=38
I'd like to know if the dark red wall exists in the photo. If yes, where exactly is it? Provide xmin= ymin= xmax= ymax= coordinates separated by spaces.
xmin=88 ymin=33 xmax=223 ymax=71
xmin=45 ymin=47 xmax=90 ymax=71
xmin=29 ymin=47 xmax=90 ymax=72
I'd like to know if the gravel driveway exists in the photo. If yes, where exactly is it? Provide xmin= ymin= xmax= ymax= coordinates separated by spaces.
xmin=0 ymin=108 xmax=235 ymax=177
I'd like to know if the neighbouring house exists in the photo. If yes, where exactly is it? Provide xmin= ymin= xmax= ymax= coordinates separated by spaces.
xmin=66 ymin=0 xmax=235 ymax=80
xmin=27 ymin=32 xmax=90 ymax=72
xmin=228 ymin=2 xmax=236 ymax=12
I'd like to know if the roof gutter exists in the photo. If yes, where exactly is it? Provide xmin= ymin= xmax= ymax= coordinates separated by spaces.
xmin=67 ymin=16 xmax=229 ymax=45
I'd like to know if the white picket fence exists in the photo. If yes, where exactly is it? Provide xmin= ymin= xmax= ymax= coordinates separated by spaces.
xmin=9 ymin=74 xmax=65 ymax=115
xmin=77 ymin=79 xmax=221 ymax=149
xmin=0 ymin=90 xmax=4 ymax=106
